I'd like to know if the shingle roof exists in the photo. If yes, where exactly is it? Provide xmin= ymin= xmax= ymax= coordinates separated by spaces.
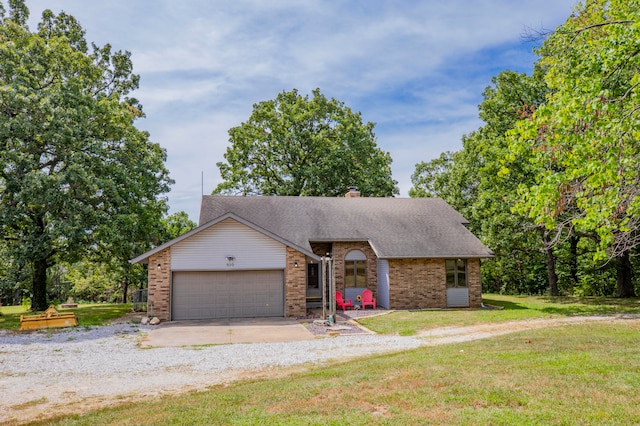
xmin=198 ymin=195 xmax=493 ymax=259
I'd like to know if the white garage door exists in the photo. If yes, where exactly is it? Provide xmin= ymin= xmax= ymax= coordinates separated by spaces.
xmin=172 ymin=270 xmax=284 ymax=320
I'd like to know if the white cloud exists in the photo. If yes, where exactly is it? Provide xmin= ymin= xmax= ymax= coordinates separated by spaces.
xmin=22 ymin=0 xmax=578 ymax=220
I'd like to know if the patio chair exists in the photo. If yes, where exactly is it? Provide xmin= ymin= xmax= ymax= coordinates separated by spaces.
xmin=361 ymin=289 xmax=376 ymax=310
xmin=336 ymin=291 xmax=354 ymax=311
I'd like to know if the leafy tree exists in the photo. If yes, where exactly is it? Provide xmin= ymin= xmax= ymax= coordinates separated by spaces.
xmin=474 ymin=68 xmax=566 ymax=295
xmin=410 ymin=152 xmax=455 ymax=199
xmin=412 ymin=68 xmax=561 ymax=294
xmin=44 ymin=211 xmax=195 ymax=305
xmin=409 ymin=150 xmax=478 ymax=220
xmin=0 ymin=239 xmax=30 ymax=305
xmin=0 ymin=2 xmax=172 ymax=310
xmin=474 ymin=67 xmax=621 ymax=297
xmin=508 ymin=0 xmax=640 ymax=296
xmin=63 ymin=261 xmax=118 ymax=303
xmin=215 ymin=88 xmax=398 ymax=197
xmin=159 ymin=211 xmax=197 ymax=243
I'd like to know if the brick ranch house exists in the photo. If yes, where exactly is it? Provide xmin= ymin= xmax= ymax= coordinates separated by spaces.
xmin=130 ymin=190 xmax=493 ymax=321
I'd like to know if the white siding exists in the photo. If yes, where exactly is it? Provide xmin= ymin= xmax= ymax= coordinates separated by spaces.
xmin=171 ymin=218 xmax=286 ymax=271
xmin=377 ymin=259 xmax=390 ymax=309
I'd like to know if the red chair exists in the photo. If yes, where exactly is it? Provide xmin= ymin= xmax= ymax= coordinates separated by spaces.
xmin=336 ymin=291 xmax=353 ymax=311
xmin=361 ymin=289 xmax=376 ymax=310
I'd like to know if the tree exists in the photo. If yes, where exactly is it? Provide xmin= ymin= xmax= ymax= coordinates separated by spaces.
xmin=95 ymin=208 xmax=164 ymax=304
xmin=508 ymin=0 xmax=640 ymax=296
xmin=410 ymin=152 xmax=455 ymax=199
xmin=159 ymin=211 xmax=197 ymax=243
xmin=0 ymin=2 xmax=172 ymax=310
xmin=475 ymin=68 xmax=567 ymax=295
xmin=0 ymin=238 xmax=30 ymax=305
xmin=411 ymin=68 xmax=561 ymax=295
xmin=409 ymin=150 xmax=476 ymax=215
xmin=43 ymin=211 xmax=195 ymax=305
xmin=409 ymin=148 xmax=480 ymax=233
xmin=63 ymin=260 xmax=119 ymax=303
xmin=110 ymin=211 xmax=195 ymax=303
xmin=214 ymin=88 xmax=398 ymax=197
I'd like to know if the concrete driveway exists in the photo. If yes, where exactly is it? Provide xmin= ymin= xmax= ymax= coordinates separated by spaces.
xmin=140 ymin=317 xmax=315 ymax=347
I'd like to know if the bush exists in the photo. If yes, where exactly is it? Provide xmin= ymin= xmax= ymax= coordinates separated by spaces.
xmin=21 ymin=297 xmax=31 ymax=310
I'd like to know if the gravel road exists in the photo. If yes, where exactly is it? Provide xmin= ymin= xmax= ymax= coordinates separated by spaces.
xmin=2 ymin=314 xmax=637 ymax=424
xmin=0 ymin=323 xmax=425 ymax=424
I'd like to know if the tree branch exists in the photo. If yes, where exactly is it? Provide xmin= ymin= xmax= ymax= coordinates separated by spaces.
xmin=577 ymin=20 xmax=634 ymax=34
xmin=572 ymin=20 xmax=634 ymax=42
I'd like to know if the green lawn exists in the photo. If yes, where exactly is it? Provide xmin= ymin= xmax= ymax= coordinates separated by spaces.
xmin=357 ymin=294 xmax=640 ymax=335
xmin=37 ymin=321 xmax=640 ymax=425
xmin=14 ymin=294 xmax=640 ymax=425
xmin=0 ymin=303 xmax=133 ymax=330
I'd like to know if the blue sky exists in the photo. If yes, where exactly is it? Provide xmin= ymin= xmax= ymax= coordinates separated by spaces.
xmin=24 ymin=0 xmax=578 ymax=221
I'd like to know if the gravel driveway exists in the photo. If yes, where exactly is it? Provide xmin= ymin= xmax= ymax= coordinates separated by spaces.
xmin=2 ymin=314 xmax=637 ymax=424
xmin=0 ymin=322 xmax=425 ymax=424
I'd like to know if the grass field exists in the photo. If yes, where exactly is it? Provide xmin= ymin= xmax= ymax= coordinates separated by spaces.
xmin=358 ymin=294 xmax=640 ymax=335
xmin=37 ymin=321 xmax=640 ymax=425
xmin=18 ymin=295 xmax=640 ymax=425
xmin=0 ymin=303 xmax=133 ymax=330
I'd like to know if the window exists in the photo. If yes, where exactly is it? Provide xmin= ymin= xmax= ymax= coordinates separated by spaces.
xmin=345 ymin=250 xmax=367 ymax=288
xmin=446 ymin=259 xmax=467 ymax=288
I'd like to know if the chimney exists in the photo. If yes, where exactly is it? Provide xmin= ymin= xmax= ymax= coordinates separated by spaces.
xmin=345 ymin=186 xmax=360 ymax=198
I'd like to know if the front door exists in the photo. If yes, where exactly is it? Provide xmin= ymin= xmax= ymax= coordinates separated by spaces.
xmin=306 ymin=263 xmax=322 ymax=308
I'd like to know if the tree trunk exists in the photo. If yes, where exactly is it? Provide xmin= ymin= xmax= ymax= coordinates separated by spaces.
xmin=541 ymin=231 xmax=559 ymax=296
xmin=569 ymin=235 xmax=579 ymax=286
xmin=122 ymin=280 xmax=129 ymax=304
xmin=616 ymin=250 xmax=635 ymax=298
xmin=546 ymin=246 xmax=559 ymax=296
xmin=32 ymin=259 xmax=48 ymax=311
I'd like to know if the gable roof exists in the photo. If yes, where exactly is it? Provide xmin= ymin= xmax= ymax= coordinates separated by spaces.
xmin=197 ymin=195 xmax=493 ymax=259
xmin=130 ymin=211 xmax=320 ymax=264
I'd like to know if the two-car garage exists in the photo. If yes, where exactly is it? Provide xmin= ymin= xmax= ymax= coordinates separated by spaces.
xmin=161 ymin=217 xmax=289 ymax=321
xmin=171 ymin=270 xmax=285 ymax=320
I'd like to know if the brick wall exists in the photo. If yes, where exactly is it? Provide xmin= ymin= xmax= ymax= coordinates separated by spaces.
xmin=387 ymin=258 xmax=483 ymax=309
xmin=148 ymin=248 xmax=171 ymax=321
xmin=388 ymin=258 xmax=446 ymax=309
xmin=332 ymin=242 xmax=378 ymax=298
xmin=467 ymin=258 xmax=482 ymax=308
xmin=144 ymin=245 xmax=483 ymax=320
xmin=285 ymin=247 xmax=306 ymax=317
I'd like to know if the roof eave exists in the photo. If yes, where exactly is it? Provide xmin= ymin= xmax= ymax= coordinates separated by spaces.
xmin=129 ymin=212 xmax=321 ymax=265
xmin=378 ymin=253 xmax=495 ymax=260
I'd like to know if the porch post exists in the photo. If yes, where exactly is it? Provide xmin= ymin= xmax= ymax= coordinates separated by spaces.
xmin=321 ymin=256 xmax=327 ymax=320
xmin=328 ymin=256 xmax=335 ymax=322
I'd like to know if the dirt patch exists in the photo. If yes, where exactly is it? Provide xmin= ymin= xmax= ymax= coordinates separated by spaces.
xmin=106 ymin=312 xmax=145 ymax=324
xmin=416 ymin=314 xmax=640 ymax=344
xmin=300 ymin=307 xmax=388 ymax=336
